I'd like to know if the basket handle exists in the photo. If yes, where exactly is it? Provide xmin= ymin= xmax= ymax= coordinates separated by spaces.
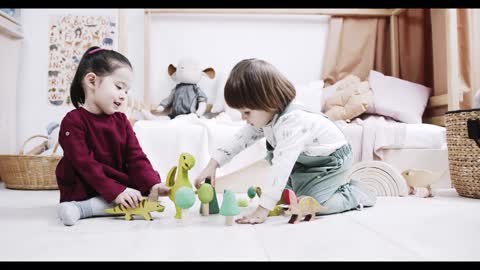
xmin=19 ymin=135 xmax=49 ymax=155
xmin=51 ymin=141 xmax=60 ymax=156
xmin=467 ymin=119 xmax=480 ymax=148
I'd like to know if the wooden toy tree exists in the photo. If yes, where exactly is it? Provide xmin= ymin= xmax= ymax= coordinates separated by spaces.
xmin=199 ymin=177 xmax=220 ymax=215
xmin=220 ymin=189 xmax=240 ymax=226
xmin=174 ymin=187 xmax=196 ymax=219
xmin=198 ymin=183 xmax=214 ymax=216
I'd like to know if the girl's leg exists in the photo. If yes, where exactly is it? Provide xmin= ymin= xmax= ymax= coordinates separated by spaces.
xmin=57 ymin=197 xmax=115 ymax=226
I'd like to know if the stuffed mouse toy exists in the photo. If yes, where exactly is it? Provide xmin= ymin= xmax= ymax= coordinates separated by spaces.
xmin=156 ymin=58 xmax=215 ymax=119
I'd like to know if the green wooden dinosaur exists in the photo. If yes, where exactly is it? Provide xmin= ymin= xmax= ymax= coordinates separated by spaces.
xmin=104 ymin=197 xmax=165 ymax=221
xmin=166 ymin=152 xmax=196 ymax=219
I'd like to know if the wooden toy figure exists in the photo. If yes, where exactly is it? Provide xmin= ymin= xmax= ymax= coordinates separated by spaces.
xmin=166 ymin=153 xmax=196 ymax=219
xmin=104 ymin=197 xmax=165 ymax=221
xmin=280 ymin=189 xmax=328 ymax=224
xmin=198 ymin=183 xmax=214 ymax=216
xmin=220 ymin=189 xmax=240 ymax=226
xmin=199 ymin=177 xmax=220 ymax=215
xmin=401 ymin=169 xmax=442 ymax=198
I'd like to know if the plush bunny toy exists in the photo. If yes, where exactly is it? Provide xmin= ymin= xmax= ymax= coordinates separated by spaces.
xmin=156 ymin=58 xmax=215 ymax=119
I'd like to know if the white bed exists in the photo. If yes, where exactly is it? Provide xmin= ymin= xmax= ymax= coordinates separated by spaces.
xmin=133 ymin=112 xmax=451 ymax=193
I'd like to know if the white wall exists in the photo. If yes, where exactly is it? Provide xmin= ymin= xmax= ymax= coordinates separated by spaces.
xmin=16 ymin=11 xmax=329 ymax=152
xmin=149 ymin=13 xmax=330 ymax=105
xmin=16 ymin=9 xmax=144 ymax=152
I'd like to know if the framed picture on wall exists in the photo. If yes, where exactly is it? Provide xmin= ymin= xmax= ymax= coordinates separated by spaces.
xmin=46 ymin=14 xmax=117 ymax=106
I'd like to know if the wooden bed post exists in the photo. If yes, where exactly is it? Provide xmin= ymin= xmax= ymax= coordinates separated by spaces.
xmin=118 ymin=9 xmax=128 ymax=55
xmin=390 ymin=9 xmax=405 ymax=77
xmin=144 ymin=9 xmax=151 ymax=110
xmin=445 ymin=9 xmax=461 ymax=111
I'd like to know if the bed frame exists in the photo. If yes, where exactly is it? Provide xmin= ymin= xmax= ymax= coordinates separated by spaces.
xmin=119 ymin=8 xmax=462 ymax=127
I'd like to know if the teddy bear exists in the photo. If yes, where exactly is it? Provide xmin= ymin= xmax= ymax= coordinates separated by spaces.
xmin=144 ymin=58 xmax=215 ymax=120
xmin=323 ymin=74 xmax=373 ymax=122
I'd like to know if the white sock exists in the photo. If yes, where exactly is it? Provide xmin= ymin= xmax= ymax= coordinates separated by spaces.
xmin=57 ymin=202 xmax=81 ymax=226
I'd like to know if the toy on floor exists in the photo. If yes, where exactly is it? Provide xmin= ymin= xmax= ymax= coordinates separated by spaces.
xmin=246 ymin=186 xmax=282 ymax=217
xmin=166 ymin=153 xmax=196 ymax=219
xmin=402 ymin=169 xmax=442 ymax=198
xmin=280 ymin=189 xmax=328 ymax=224
xmin=198 ymin=183 xmax=214 ymax=216
xmin=237 ymin=198 xmax=249 ymax=208
xmin=220 ymin=189 xmax=240 ymax=226
xmin=199 ymin=177 xmax=220 ymax=215
xmin=104 ymin=197 xmax=165 ymax=221
xmin=175 ymin=187 xmax=196 ymax=209
xmin=247 ymin=186 xmax=262 ymax=201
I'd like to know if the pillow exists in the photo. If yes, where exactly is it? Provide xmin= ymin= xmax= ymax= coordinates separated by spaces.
xmin=323 ymin=75 xmax=373 ymax=121
xmin=292 ymin=80 xmax=324 ymax=113
xmin=368 ymin=70 xmax=431 ymax=124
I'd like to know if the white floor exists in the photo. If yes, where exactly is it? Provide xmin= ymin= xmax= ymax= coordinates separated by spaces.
xmin=0 ymin=182 xmax=479 ymax=261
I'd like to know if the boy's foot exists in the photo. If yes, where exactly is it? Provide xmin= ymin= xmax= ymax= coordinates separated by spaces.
xmin=350 ymin=179 xmax=377 ymax=208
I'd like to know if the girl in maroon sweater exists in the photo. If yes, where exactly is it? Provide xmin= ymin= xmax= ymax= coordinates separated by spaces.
xmin=56 ymin=46 xmax=170 ymax=226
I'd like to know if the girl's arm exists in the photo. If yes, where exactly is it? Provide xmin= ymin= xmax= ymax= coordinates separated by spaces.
xmin=59 ymin=116 xmax=127 ymax=203
xmin=211 ymin=124 xmax=264 ymax=167
xmin=123 ymin=114 xmax=161 ymax=195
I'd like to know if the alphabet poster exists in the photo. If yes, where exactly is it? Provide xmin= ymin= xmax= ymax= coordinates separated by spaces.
xmin=47 ymin=15 xmax=117 ymax=106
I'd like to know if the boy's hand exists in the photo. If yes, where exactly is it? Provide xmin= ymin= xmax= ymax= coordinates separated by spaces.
xmin=115 ymin=187 xmax=142 ymax=209
xmin=235 ymin=206 xmax=269 ymax=225
xmin=194 ymin=159 xmax=219 ymax=189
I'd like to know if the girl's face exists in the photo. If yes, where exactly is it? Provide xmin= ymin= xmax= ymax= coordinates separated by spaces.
xmin=237 ymin=108 xmax=275 ymax=128
xmin=84 ymin=66 xmax=133 ymax=115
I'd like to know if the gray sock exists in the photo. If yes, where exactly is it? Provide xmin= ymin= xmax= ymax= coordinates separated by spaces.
xmin=58 ymin=197 xmax=117 ymax=226
xmin=57 ymin=202 xmax=82 ymax=226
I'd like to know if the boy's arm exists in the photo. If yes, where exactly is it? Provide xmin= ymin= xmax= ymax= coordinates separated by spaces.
xmin=59 ymin=116 xmax=126 ymax=203
xmin=123 ymin=114 xmax=161 ymax=195
xmin=211 ymin=124 xmax=264 ymax=167
xmin=258 ymin=115 xmax=312 ymax=210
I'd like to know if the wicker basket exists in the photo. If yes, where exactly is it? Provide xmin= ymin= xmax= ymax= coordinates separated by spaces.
xmin=0 ymin=135 xmax=61 ymax=190
xmin=445 ymin=109 xmax=480 ymax=199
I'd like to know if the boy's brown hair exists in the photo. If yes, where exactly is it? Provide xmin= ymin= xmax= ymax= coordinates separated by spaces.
xmin=224 ymin=58 xmax=296 ymax=112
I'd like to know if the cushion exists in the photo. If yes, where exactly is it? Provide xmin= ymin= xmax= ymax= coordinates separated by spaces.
xmin=292 ymin=80 xmax=325 ymax=113
xmin=368 ymin=70 xmax=431 ymax=124
xmin=323 ymin=75 xmax=373 ymax=121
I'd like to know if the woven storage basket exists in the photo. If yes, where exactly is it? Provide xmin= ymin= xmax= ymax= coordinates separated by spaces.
xmin=445 ymin=109 xmax=480 ymax=199
xmin=0 ymin=135 xmax=61 ymax=190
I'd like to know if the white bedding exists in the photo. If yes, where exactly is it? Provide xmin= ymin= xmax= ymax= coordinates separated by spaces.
xmin=134 ymin=113 xmax=447 ymax=181
xmin=336 ymin=115 xmax=446 ymax=162
xmin=133 ymin=114 xmax=266 ymax=181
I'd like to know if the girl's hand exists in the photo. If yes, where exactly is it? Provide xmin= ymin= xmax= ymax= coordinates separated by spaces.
xmin=194 ymin=159 xmax=219 ymax=189
xmin=151 ymin=183 xmax=171 ymax=196
xmin=235 ymin=206 xmax=270 ymax=225
xmin=114 ymin=187 xmax=142 ymax=209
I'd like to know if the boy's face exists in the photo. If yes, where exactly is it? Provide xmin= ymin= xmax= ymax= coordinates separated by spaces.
xmin=90 ymin=66 xmax=133 ymax=115
xmin=238 ymin=108 xmax=274 ymax=128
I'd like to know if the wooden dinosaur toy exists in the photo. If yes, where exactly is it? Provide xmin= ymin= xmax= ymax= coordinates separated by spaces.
xmin=166 ymin=152 xmax=196 ymax=219
xmin=280 ymin=189 xmax=328 ymax=224
xmin=104 ymin=197 xmax=165 ymax=221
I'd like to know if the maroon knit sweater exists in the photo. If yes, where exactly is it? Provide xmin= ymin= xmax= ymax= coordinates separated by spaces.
xmin=55 ymin=107 xmax=161 ymax=203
